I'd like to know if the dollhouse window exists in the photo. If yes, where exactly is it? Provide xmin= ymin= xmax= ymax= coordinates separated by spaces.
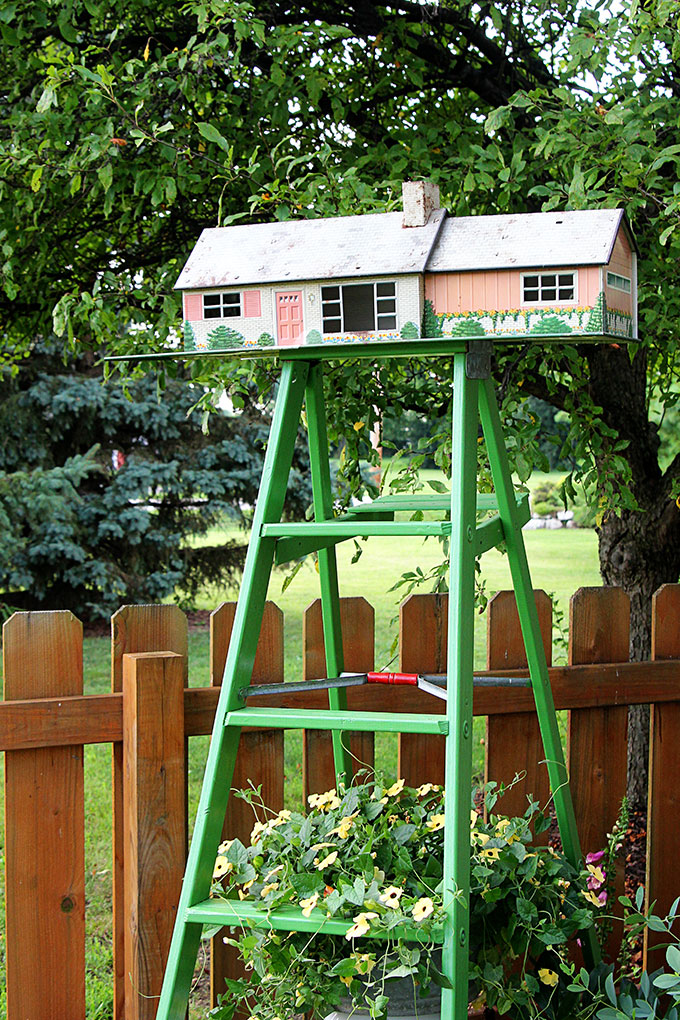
xmin=607 ymin=272 xmax=631 ymax=293
xmin=522 ymin=273 xmax=575 ymax=304
xmin=203 ymin=292 xmax=241 ymax=318
xmin=321 ymin=282 xmax=397 ymax=333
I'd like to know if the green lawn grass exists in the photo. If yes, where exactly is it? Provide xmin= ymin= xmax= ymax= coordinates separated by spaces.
xmin=0 ymin=479 xmax=601 ymax=1019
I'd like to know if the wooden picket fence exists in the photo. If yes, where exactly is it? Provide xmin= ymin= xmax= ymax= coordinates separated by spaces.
xmin=2 ymin=585 xmax=680 ymax=1019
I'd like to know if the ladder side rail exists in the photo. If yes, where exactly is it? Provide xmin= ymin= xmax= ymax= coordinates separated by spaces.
xmin=156 ymin=359 xmax=311 ymax=1019
xmin=442 ymin=352 xmax=479 ymax=1019
xmin=478 ymin=376 xmax=601 ymax=968
xmin=304 ymin=360 xmax=354 ymax=785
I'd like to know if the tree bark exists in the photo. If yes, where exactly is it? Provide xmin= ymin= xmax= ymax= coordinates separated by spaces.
xmin=587 ymin=346 xmax=680 ymax=810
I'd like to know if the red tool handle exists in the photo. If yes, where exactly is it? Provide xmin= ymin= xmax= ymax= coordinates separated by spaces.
xmin=366 ymin=672 xmax=418 ymax=686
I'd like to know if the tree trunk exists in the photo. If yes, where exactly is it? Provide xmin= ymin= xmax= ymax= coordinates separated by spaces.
xmin=588 ymin=346 xmax=680 ymax=811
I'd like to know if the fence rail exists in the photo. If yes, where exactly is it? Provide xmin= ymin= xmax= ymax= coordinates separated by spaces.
xmin=2 ymin=585 xmax=679 ymax=1019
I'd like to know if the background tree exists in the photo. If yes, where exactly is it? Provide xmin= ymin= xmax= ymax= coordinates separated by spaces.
xmin=2 ymin=0 xmax=680 ymax=805
xmin=0 ymin=341 xmax=310 ymax=619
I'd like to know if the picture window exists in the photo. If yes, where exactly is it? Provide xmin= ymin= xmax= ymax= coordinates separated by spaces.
xmin=321 ymin=281 xmax=397 ymax=333
xmin=203 ymin=292 xmax=241 ymax=318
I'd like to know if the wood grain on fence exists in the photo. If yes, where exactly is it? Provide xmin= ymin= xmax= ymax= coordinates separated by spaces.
xmin=111 ymin=605 xmax=188 ymax=1020
xmin=568 ymin=586 xmax=629 ymax=959
xmin=2 ymin=586 xmax=680 ymax=1018
xmin=646 ymin=583 xmax=680 ymax=968
xmin=122 ymin=652 xmax=186 ymax=1020
xmin=210 ymin=601 xmax=285 ymax=1006
xmin=398 ymin=593 xmax=448 ymax=787
xmin=3 ymin=611 xmax=86 ymax=1020
xmin=485 ymin=590 xmax=552 ymax=825
xmin=303 ymin=596 xmax=375 ymax=797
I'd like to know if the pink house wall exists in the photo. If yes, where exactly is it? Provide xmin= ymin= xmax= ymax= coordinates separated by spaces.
xmin=425 ymin=266 xmax=602 ymax=314
xmin=604 ymin=230 xmax=634 ymax=316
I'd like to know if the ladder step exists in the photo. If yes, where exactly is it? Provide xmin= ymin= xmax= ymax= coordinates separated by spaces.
xmin=185 ymin=898 xmax=445 ymax=942
xmin=345 ymin=491 xmax=530 ymax=515
xmin=263 ymin=520 xmax=452 ymax=538
xmin=225 ymin=706 xmax=448 ymax=735
xmin=267 ymin=496 xmax=530 ymax=564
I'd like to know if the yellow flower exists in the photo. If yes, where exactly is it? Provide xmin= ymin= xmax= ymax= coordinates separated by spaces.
xmin=315 ymin=851 xmax=338 ymax=870
xmin=380 ymin=886 xmax=403 ymax=909
xmin=310 ymin=841 xmax=336 ymax=853
xmin=217 ymin=839 xmax=234 ymax=854
xmin=270 ymin=809 xmax=292 ymax=827
xmin=480 ymin=847 xmax=500 ymax=861
xmin=470 ymin=809 xmax=479 ymax=827
xmin=538 ymin=968 xmax=559 ymax=988
xmin=340 ymin=975 xmax=353 ymax=987
xmin=212 ymin=856 xmax=233 ymax=879
xmin=345 ymin=912 xmax=379 ymax=940
xmin=386 ymin=778 xmax=405 ymax=797
xmin=300 ymin=892 xmax=320 ymax=917
xmin=329 ymin=814 xmax=357 ymax=839
xmin=251 ymin=820 xmax=267 ymax=844
xmin=418 ymin=783 xmax=436 ymax=797
xmin=308 ymin=789 xmax=341 ymax=811
xmin=583 ymin=889 xmax=603 ymax=907
xmin=472 ymin=831 xmax=490 ymax=847
xmin=260 ymin=882 xmax=279 ymax=897
xmin=587 ymin=865 xmax=605 ymax=885
xmin=426 ymin=814 xmax=446 ymax=831
xmin=412 ymin=897 xmax=435 ymax=922
xmin=351 ymin=952 xmax=376 ymax=975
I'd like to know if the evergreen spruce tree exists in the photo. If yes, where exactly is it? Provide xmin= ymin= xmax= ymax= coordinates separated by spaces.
xmin=0 ymin=342 xmax=311 ymax=619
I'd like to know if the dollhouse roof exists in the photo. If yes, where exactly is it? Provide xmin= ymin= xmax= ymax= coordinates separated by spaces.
xmin=175 ymin=206 xmax=636 ymax=292
xmin=426 ymin=208 xmax=634 ymax=272
xmin=175 ymin=208 xmax=446 ymax=290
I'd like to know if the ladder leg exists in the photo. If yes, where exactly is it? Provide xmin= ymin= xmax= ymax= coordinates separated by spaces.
xmin=442 ymin=351 xmax=479 ymax=1019
xmin=305 ymin=361 xmax=353 ymax=786
xmin=478 ymin=376 xmax=600 ymax=967
xmin=156 ymin=359 xmax=311 ymax=1019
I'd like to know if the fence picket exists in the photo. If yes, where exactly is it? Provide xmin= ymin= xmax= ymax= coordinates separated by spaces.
xmin=122 ymin=652 xmax=186 ymax=1020
xmin=210 ymin=602 xmax=285 ymax=1009
xmin=111 ymin=605 xmax=188 ymax=1020
xmin=568 ymin=586 xmax=629 ymax=960
xmin=646 ymin=583 xmax=680 ymax=968
xmin=398 ymin=593 xmax=447 ymax=786
xmin=303 ymin=597 xmax=374 ymax=797
xmin=485 ymin=590 xmax=552 ymax=826
xmin=3 ymin=611 xmax=86 ymax=1020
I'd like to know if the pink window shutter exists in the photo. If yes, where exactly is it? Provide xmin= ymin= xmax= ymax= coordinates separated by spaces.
xmin=184 ymin=293 xmax=203 ymax=320
xmin=243 ymin=290 xmax=262 ymax=317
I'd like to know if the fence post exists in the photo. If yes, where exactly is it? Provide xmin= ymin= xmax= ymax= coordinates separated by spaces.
xmin=568 ymin=586 xmax=629 ymax=960
xmin=303 ymin=596 xmax=374 ymax=798
xmin=210 ymin=601 xmax=285 ymax=1009
xmin=646 ymin=583 xmax=680 ymax=968
xmin=3 ymin=611 xmax=85 ymax=1020
xmin=122 ymin=651 xmax=186 ymax=1020
xmin=398 ymin=593 xmax=448 ymax=786
xmin=111 ymin=605 xmax=188 ymax=1020
xmin=484 ymin=590 xmax=552 ymax=826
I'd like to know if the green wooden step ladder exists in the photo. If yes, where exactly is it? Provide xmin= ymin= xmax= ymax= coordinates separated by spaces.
xmin=156 ymin=340 xmax=598 ymax=1019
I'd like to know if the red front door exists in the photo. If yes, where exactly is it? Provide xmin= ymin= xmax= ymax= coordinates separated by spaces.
xmin=276 ymin=291 xmax=304 ymax=346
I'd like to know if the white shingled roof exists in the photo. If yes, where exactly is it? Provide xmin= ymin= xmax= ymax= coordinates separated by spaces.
xmin=175 ymin=209 xmax=446 ymax=290
xmin=426 ymin=209 xmax=630 ymax=272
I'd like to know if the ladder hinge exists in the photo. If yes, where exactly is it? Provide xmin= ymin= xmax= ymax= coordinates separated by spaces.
xmin=466 ymin=340 xmax=493 ymax=379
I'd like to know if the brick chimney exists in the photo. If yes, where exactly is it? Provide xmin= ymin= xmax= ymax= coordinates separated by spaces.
xmin=402 ymin=180 xmax=440 ymax=227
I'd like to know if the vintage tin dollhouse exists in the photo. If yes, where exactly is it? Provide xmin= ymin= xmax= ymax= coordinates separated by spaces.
xmin=175 ymin=182 xmax=637 ymax=352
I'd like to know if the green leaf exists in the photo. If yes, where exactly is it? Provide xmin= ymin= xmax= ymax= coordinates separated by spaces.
xmin=30 ymin=166 xmax=43 ymax=192
xmin=196 ymin=121 xmax=231 ymax=153
xmin=98 ymin=163 xmax=113 ymax=193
